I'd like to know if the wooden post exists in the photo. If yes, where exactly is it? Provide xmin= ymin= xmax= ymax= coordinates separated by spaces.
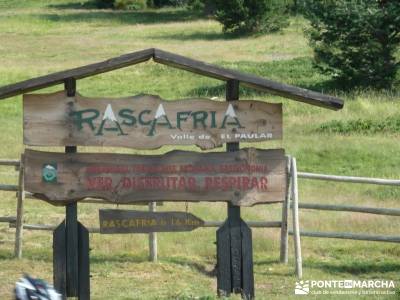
xmin=280 ymin=155 xmax=291 ymax=264
xmin=226 ymin=80 xmax=241 ymax=295
xmin=217 ymin=79 xmax=254 ymax=300
xmin=291 ymin=157 xmax=302 ymax=279
xmin=52 ymin=78 xmax=90 ymax=300
xmin=148 ymin=202 xmax=158 ymax=262
xmin=14 ymin=156 xmax=24 ymax=258
xmin=64 ymin=78 xmax=79 ymax=297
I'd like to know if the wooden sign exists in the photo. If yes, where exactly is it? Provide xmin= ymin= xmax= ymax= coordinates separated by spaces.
xmin=99 ymin=209 xmax=204 ymax=234
xmin=23 ymin=91 xmax=282 ymax=150
xmin=24 ymin=148 xmax=287 ymax=206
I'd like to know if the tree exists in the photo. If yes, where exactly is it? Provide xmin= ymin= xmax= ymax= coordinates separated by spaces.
xmin=214 ymin=0 xmax=288 ymax=34
xmin=304 ymin=0 xmax=400 ymax=89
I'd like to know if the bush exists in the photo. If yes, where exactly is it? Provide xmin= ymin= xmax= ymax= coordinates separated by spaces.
xmin=188 ymin=0 xmax=215 ymax=15
xmin=149 ymin=0 xmax=188 ymax=7
xmin=304 ymin=0 xmax=400 ymax=89
xmin=317 ymin=116 xmax=400 ymax=135
xmin=214 ymin=0 xmax=289 ymax=34
xmin=95 ymin=0 xmax=147 ymax=10
xmin=95 ymin=0 xmax=114 ymax=8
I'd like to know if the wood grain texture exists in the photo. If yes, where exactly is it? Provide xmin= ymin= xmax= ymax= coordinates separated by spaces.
xmin=23 ymin=148 xmax=287 ymax=206
xmin=99 ymin=209 xmax=204 ymax=233
xmin=0 ymin=48 xmax=153 ymax=100
xmin=23 ymin=91 xmax=282 ymax=149
xmin=0 ymin=48 xmax=343 ymax=110
xmin=154 ymin=49 xmax=344 ymax=110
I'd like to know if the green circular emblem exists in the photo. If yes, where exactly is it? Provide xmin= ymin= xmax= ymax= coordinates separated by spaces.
xmin=42 ymin=164 xmax=57 ymax=182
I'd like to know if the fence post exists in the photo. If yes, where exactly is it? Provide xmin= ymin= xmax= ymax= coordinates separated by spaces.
xmin=14 ymin=156 xmax=24 ymax=258
xmin=148 ymin=202 xmax=158 ymax=262
xmin=291 ymin=157 xmax=302 ymax=279
xmin=280 ymin=155 xmax=291 ymax=264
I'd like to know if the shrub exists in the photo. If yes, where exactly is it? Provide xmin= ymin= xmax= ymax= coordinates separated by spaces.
xmin=214 ymin=0 xmax=289 ymax=34
xmin=303 ymin=0 xmax=400 ymax=89
xmin=95 ymin=0 xmax=114 ymax=8
xmin=317 ymin=116 xmax=400 ymax=135
xmin=149 ymin=0 xmax=188 ymax=7
xmin=188 ymin=0 xmax=215 ymax=15
xmin=95 ymin=0 xmax=147 ymax=10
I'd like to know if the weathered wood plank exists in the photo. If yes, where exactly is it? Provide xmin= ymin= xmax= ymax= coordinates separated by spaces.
xmin=154 ymin=49 xmax=344 ymax=110
xmin=0 ymin=48 xmax=153 ymax=100
xmin=0 ymin=48 xmax=344 ymax=111
xmin=23 ymin=91 xmax=282 ymax=149
xmin=99 ymin=209 xmax=204 ymax=233
xmin=24 ymin=148 xmax=287 ymax=206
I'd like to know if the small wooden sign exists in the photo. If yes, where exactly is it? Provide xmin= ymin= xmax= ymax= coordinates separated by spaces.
xmin=23 ymin=91 xmax=282 ymax=150
xmin=24 ymin=148 xmax=287 ymax=206
xmin=99 ymin=209 xmax=204 ymax=234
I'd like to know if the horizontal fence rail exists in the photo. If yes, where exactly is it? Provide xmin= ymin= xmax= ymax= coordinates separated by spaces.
xmin=292 ymin=203 xmax=400 ymax=216
xmin=289 ymin=230 xmax=400 ymax=243
xmin=0 ymin=159 xmax=20 ymax=167
xmin=9 ymin=221 xmax=283 ymax=233
xmin=298 ymin=172 xmax=400 ymax=186
xmin=0 ymin=216 xmax=16 ymax=223
xmin=294 ymin=172 xmax=400 ymax=245
xmin=0 ymin=184 xmax=18 ymax=191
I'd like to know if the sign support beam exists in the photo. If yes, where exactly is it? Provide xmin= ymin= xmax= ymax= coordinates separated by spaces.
xmin=53 ymin=78 xmax=90 ymax=300
xmin=217 ymin=80 xmax=255 ymax=299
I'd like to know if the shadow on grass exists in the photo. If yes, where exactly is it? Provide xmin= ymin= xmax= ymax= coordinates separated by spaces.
xmin=48 ymin=1 xmax=98 ymax=10
xmin=307 ymin=260 xmax=400 ymax=275
xmin=149 ymin=31 xmax=242 ymax=41
xmin=41 ymin=5 xmax=204 ymax=25
xmin=91 ymin=253 xmax=147 ymax=264
xmin=164 ymin=256 xmax=216 ymax=277
xmin=254 ymin=258 xmax=281 ymax=266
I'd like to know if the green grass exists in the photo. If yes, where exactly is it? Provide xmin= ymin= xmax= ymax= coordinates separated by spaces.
xmin=0 ymin=0 xmax=400 ymax=299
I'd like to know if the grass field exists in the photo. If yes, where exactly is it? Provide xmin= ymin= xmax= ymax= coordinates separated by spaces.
xmin=1 ymin=1 xmax=400 ymax=299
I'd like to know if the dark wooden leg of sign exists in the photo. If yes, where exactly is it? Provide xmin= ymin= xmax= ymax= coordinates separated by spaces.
xmin=53 ymin=222 xmax=66 ymax=300
xmin=226 ymin=79 xmax=243 ymax=296
xmin=216 ymin=79 xmax=255 ymax=299
xmin=240 ymin=220 xmax=254 ymax=300
xmin=78 ymin=222 xmax=90 ymax=300
xmin=65 ymin=201 xmax=79 ymax=297
xmin=217 ymin=221 xmax=231 ymax=297
xmin=228 ymin=203 xmax=242 ymax=293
